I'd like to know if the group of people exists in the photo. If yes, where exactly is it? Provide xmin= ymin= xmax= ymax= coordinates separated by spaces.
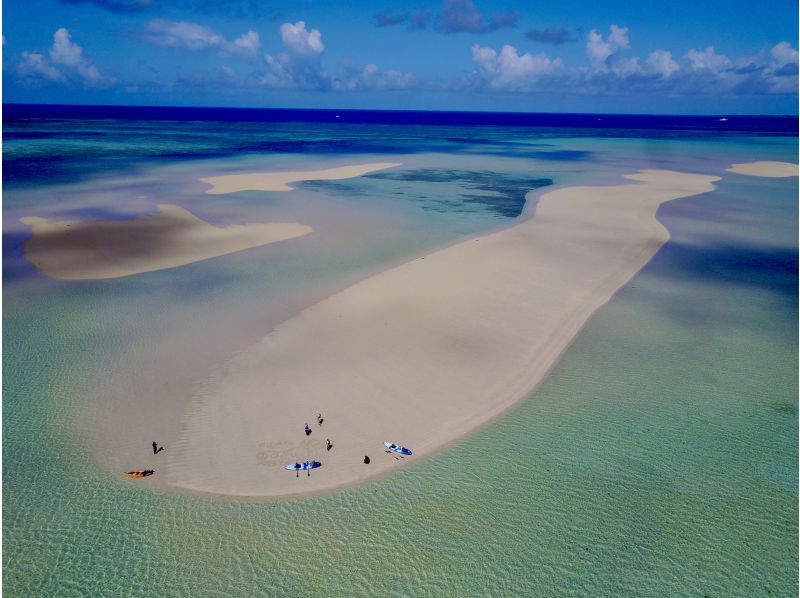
xmin=304 ymin=413 xmax=333 ymax=450
xmin=301 ymin=413 xmax=371 ymax=466
xmin=304 ymin=412 xmax=323 ymax=435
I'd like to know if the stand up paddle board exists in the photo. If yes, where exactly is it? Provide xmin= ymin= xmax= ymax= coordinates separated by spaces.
xmin=284 ymin=460 xmax=321 ymax=472
xmin=384 ymin=442 xmax=412 ymax=456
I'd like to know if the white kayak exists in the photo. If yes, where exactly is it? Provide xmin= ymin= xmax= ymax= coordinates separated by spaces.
xmin=284 ymin=460 xmax=321 ymax=471
xmin=384 ymin=441 xmax=412 ymax=456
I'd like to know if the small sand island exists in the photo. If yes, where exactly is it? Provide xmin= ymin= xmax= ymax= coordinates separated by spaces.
xmin=166 ymin=169 xmax=720 ymax=498
xmin=726 ymin=161 xmax=798 ymax=177
xmin=21 ymin=204 xmax=312 ymax=280
xmin=200 ymin=162 xmax=402 ymax=194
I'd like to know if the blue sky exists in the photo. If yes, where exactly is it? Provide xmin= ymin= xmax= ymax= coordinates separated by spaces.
xmin=3 ymin=0 xmax=798 ymax=113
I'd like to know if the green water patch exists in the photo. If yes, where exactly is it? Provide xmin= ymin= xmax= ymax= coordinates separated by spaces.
xmin=302 ymin=168 xmax=552 ymax=218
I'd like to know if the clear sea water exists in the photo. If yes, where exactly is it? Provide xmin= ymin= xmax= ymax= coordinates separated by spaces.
xmin=3 ymin=107 xmax=797 ymax=596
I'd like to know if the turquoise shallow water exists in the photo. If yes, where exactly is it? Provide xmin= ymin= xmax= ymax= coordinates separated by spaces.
xmin=3 ymin=120 xmax=797 ymax=596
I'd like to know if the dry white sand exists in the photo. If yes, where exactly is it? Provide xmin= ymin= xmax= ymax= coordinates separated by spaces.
xmin=726 ymin=161 xmax=798 ymax=177
xmin=200 ymin=162 xmax=402 ymax=194
xmin=21 ymin=204 xmax=312 ymax=280
xmin=165 ymin=169 xmax=719 ymax=498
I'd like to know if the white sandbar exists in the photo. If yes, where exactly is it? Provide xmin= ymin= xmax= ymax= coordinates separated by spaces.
xmin=200 ymin=162 xmax=402 ymax=194
xmin=167 ymin=170 xmax=719 ymax=497
xmin=21 ymin=204 xmax=312 ymax=280
xmin=726 ymin=161 xmax=798 ymax=177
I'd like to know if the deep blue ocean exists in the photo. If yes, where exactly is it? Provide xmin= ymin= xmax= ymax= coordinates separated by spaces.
xmin=6 ymin=103 xmax=798 ymax=130
xmin=4 ymin=104 xmax=797 ymax=188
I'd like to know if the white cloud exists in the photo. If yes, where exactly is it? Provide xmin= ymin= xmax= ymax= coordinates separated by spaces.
xmin=609 ymin=56 xmax=641 ymax=77
xmin=144 ymin=20 xmax=222 ymax=50
xmin=471 ymin=43 xmax=563 ymax=90
xmin=143 ymin=20 xmax=260 ymax=59
xmin=224 ymin=30 xmax=261 ymax=59
xmin=586 ymin=24 xmax=629 ymax=69
xmin=358 ymin=64 xmax=414 ymax=89
xmin=262 ymin=21 xmax=328 ymax=89
xmin=771 ymin=41 xmax=798 ymax=66
xmin=17 ymin=29 xmax=112 ymax=88
xmin=684 ymin=46 xmax=730 ymax=72
xmin=50 ymin=28 xmax=104 ymax=86
xmin=51 ymin=28 xmax=87 ymax=65
xmin=333 ymin=63 xmax=415 ymax=91
xmin=259 ymin=53 xmax=299 ymax=88
xmin=279 ymin=21 xmax=323 ymax=56
xmin=467 ymin=27 xmax=797 ymax=100
xmin=646 ymin=50 xmax=679 ymax=77
xmin=248 ymin=21 xmax=414 ymax=92
xmin=18 ymin=51 xmax=64 ymax=82
xmin=764 ymin=42 xmax=799 ymax=93
xmin=608 ymin=25 xmax=630 ymax=51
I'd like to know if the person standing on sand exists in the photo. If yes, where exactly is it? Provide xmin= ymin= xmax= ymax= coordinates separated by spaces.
xmin=317 ymin=413 xmax=323 ymax=425
xmin=304 ymin=424 xmax=312 ymax=436
xmin=326 ymin=438 xmax=332 ymax=451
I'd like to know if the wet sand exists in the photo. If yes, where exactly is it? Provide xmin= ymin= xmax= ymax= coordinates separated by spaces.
xmin=200 ymin=162 xmax=402 ymax=194
xmin=21 ymin=204 xmax=312 ymax=280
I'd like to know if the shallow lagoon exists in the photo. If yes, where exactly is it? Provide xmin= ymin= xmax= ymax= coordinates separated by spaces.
xmin=3 ymin=115 xmax=797 ymax=596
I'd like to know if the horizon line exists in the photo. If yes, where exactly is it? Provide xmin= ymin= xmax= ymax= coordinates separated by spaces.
xmin=3 ymin=102 xmax=798 ymax=120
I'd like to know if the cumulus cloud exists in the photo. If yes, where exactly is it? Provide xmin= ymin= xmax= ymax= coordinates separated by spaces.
xmin=18 ymin=51 xmax=65 ymax=83
xmin=253 ymin=21 xmax=414 ymax=92
xmin=763 ymin=42 xmax=798 ymax=92
xmin=586 ymin=24 xmax=630 ymax=69
xmin=143 ymin=19 xmax=222 ymax=50
xmin=357 ymin=64 xmax=415 ymax=89
xmin=17 ymin=28 xmax=113 ymax=87
xmin=261 ymin=21 xmax=328 ymax=89
xmin=436 ymin=0 xmax=518 ymax=34
xmin=685 ymin=46 xmax=730 ymax=72
xmin=645 ymin=50 xmax=679 ymax=77
xmin=279 ymin=20 xmax=324 ymax=56
xmin=467 ymin=25 xmax=798 ymax=101
xmin=224 ymin=30 xmax=261 ymax=59
xmin=143 ymin=19 xmax=260 ymax=59
xmin=333 ymin=62 xmax=415 ymax=91
xmin=525 ymin=27 xmax=575 ymax=46
xmin=471 ymin=43 xmax=563 ymax=90
xmin=771 ymin=41 xmax=799 ymax=66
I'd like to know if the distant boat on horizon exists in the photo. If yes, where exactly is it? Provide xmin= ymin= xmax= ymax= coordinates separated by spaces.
xmin=719 ymin=117 xmax=729 ymax=121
